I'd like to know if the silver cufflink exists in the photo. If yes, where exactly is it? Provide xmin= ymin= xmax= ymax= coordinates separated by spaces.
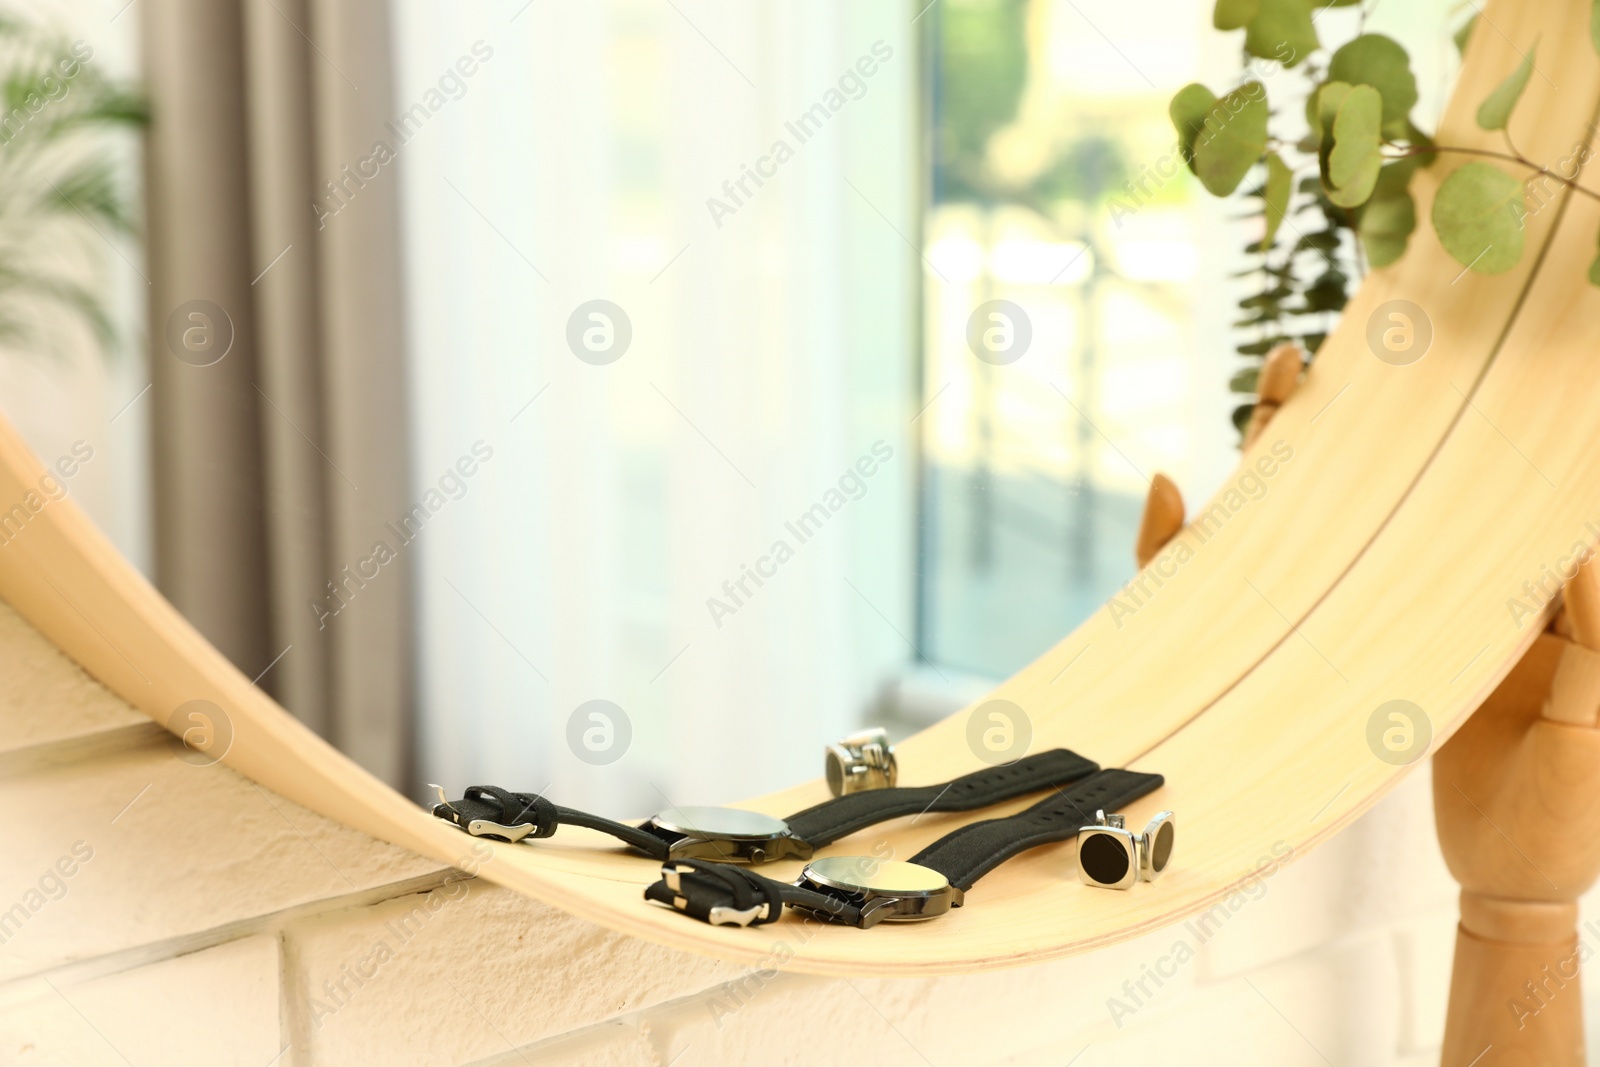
xmin=824 ymin=727 xmax=898 ymax=796
xmin=1077 ymin=809 xmax=1175 ymax=890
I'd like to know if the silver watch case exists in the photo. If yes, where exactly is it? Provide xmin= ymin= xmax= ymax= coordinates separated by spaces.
xmin=824 ymin=727 xmax=898 ymax=796
xmin=794 ymin=856 xmax=964 ymax=928
xmin=644 ymin=805 xmax=814 ymax=864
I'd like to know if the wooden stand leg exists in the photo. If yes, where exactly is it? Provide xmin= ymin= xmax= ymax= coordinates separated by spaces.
xmin=1444 ymin=896 xmax=1584 ymax=1063
xmin=1434 ymin=565 xmax=1600 ymax=1065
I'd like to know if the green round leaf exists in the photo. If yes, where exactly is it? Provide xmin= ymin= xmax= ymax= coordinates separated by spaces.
xmin=1327 ymin=85 xmax=1382 ymax=207
xmin=1313 ymin=80 xmax=1353 ymax=173
xmin=1327 ymin=34 xmax=1418 ymax=127
xmin=1591 ymin=0 xmax=1600 ymax=58
xmin=1214 ymin=0 xmax=1261 ymax=31
xmin=1430 ymin=162 xmax=1526 ymax=274
xmin=1455 ymin=14 xmax=1478 ymax=57
xmin=1372 ymin=154 xmax=1423 ymax=199
xmin=1260 ymin=151 xmax=1293 ymax=250
xmin=1476 ymin=42 xmax=1537 ymax=131
xmin=1192 ymin=82 xmax=1269 ymax=196
xmin=1358 ymin=188 xmax=1416 ymax=268
xmin=1170 ymin=83 xmax=1218 ymax=170
xmin=1245 ymin=0 xmax=1317 ymax=68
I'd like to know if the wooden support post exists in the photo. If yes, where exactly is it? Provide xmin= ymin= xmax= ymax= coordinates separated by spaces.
xmin=1135 ymin=342 xmax=1302 ymax=570
xmin=1135 ymin=473 xmax=1185 ymax=568
xmin=1242 ymin=343 xmax=1303 ymax=450
xmin=1434 ymin=560 xmax=1600 ymax=1065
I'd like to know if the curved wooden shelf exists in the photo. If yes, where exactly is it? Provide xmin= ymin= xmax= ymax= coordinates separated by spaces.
xmin=2 ymin=0 xmax=1595 ymax=976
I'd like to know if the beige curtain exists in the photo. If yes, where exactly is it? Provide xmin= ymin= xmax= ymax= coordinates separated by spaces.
xmin=141 ymin=0 xmax=412 ymax=785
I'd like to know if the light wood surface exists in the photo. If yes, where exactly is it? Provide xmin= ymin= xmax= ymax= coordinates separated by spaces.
xmin=1 ymin=0 xmax=1598 ymax=976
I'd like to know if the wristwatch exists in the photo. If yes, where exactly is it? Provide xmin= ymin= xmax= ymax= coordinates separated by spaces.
xmin=431 ymin=748 xmax=1098 ymax=865
xmin=643 ymin=767 xmax=1164 ymax=928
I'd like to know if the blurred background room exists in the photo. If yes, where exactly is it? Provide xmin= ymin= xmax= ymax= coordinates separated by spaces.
xmin=3 ymin=0 xmax=1456 ymax=818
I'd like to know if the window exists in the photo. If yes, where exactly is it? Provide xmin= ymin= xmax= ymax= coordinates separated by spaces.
xmin=915 ymin=0 xmax=1240 ymax=682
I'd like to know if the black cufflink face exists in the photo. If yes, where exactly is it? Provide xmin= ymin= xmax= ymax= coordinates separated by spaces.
xmin=1078 ymin=810 xmax=1175 ymax=890
xmin=1079 ymin=824 xmax=1137 ymax=888
xmin=825 ymin=727 xmax=898 ymax=796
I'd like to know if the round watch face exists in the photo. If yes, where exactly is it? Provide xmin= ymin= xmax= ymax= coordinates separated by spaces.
xmin=652 ymin=805 xmax=789 ymax=841
xmin=803 ymin=856 xmax=950 ymax=895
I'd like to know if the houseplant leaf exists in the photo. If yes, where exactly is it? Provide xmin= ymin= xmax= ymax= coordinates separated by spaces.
xmin=1431 ymin=162 xmax=1526 ymax=273
xmin=1214 ymin=0 xmax=1261 ymax=31
xmin=1170 ymin=83 xmax=1218 ymax=169
xmin=1192 ymin=82 xmax=1268 ymax=196
xmin=1358 ymin=189 xmax=1416 ymax=268
xmin=1313 ymin=80 xmax=1352 ymax=172
xmin=1326 ymin=84 xmax=1382 ymax=207
xmin=1260 ymin=151 xmax=1293 ymax=250
xmin=1476 ymin=42 xmax=1538 ymax=130
xmin=1327 ymin=34 xmax=1418 ymax=127
xmin=1245 ymin=0 xmax=1317 ymax=68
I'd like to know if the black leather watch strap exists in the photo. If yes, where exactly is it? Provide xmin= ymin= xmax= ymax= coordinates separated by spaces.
xmin=642 ymin=767 xmax=1166 ymax=929
xmin=910 ymin=768 xmax=1164 ymax=890
xmin=435 ymin=785 xmax=672 ymax=859
xmin=782 ymin=748 xmax=1098 ymax=847
xmin=643 ymin=859 xmax=859 ymax=927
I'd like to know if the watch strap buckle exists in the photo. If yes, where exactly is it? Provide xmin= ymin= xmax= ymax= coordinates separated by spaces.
xmin=465 ymin=818 xmax=536 ymax=843
xmin=708 ymin=902 xmax=770 ymax=927
xmin=429 ymin=784 xmax=559 ymax=843
xmin=645 ymin=859 xmax=785 ymax=927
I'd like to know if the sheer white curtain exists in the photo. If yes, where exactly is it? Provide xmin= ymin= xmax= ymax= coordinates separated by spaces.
xmin=393 ymin=0 xmax=917 ymax=811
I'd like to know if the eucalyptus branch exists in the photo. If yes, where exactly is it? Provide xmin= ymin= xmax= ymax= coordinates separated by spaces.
xmin=1384 ymin=143 xmax=1600 ymax=204
xmin=1176 ymin=0 xmax=1588 ymax=431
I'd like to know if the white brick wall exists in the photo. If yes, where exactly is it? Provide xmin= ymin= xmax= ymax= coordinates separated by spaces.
xmin=0 ymin=936 xmax=281 ymax=1066
xmin=280 ymin=880 xmax=742 ymax=1064
xmin=5 ymin=597 xmax=1600 ymax=1066
xmin=0 ymin=599 xmax=144 ymax=754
